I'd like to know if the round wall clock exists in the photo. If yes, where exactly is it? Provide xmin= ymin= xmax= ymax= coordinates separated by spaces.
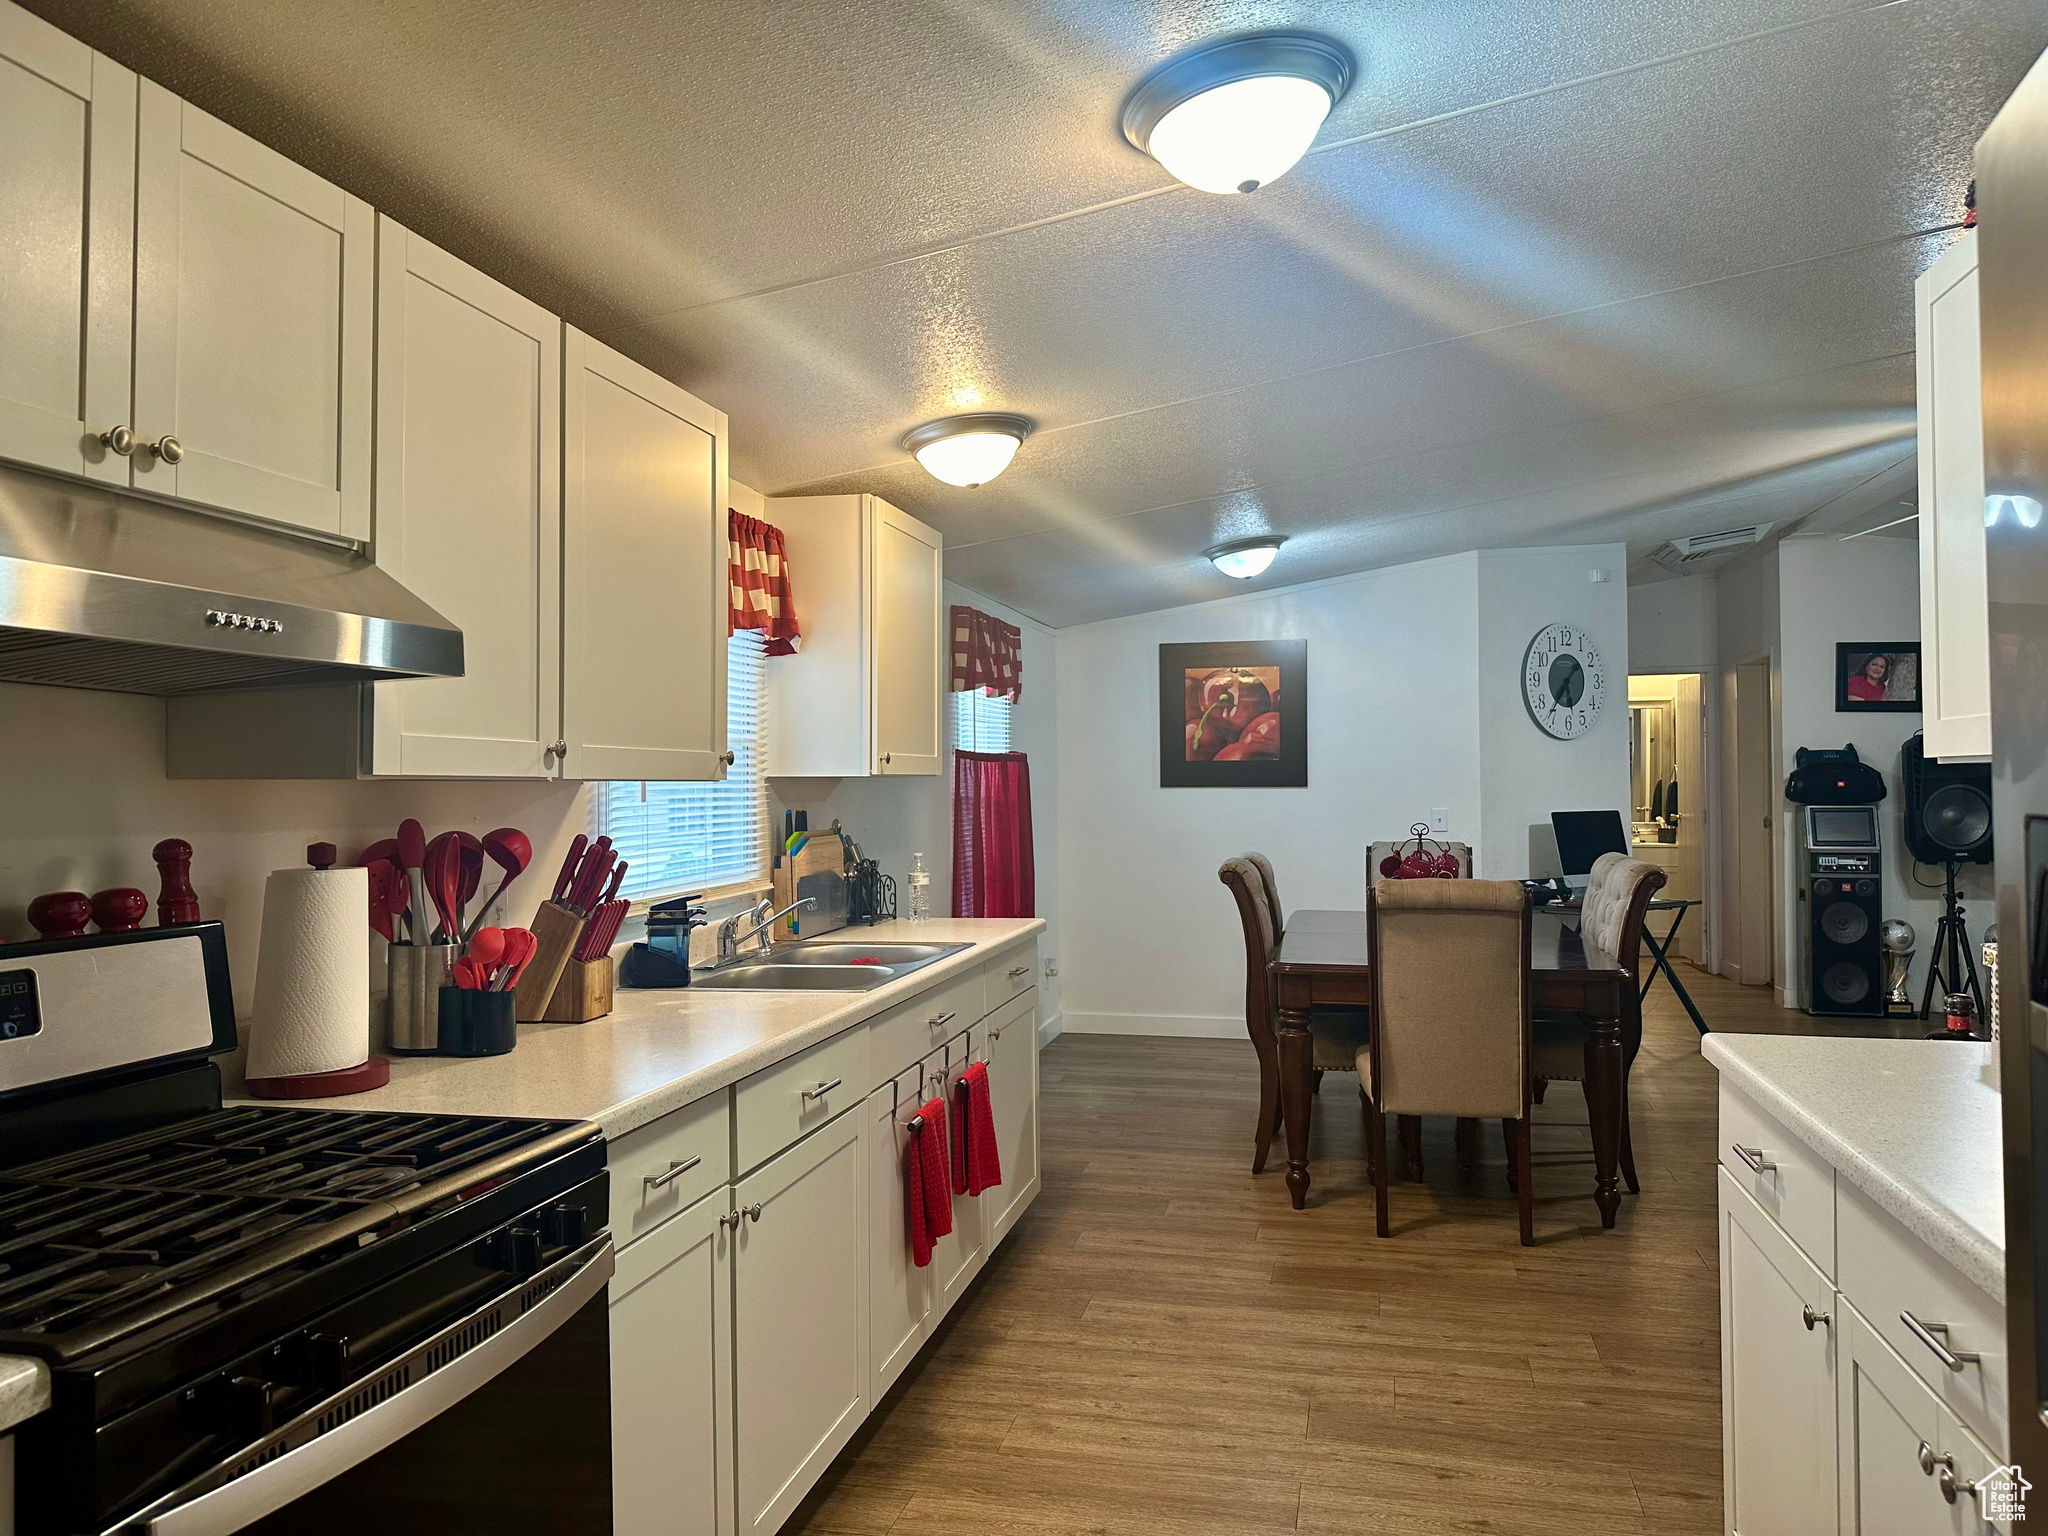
xmin=1522 ymin=622 xmax=1605 ymax=740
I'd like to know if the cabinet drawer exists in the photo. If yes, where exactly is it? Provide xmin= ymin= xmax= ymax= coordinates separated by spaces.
xmin=866 ymin=969 xmax=983 ymax=1089
xmin=1720 ymin=1084 xmax=1836 ymax=1277
xmin=1838 ymin=1178 xmax=2008 ymax=1458
xmin=609 ymin=1093 xmax=730 ymax=1249
xmin=984 ymin=944 xmax=1037 ymax=1017
xmin=735 ymin=1028 xmax=868 ymax=1176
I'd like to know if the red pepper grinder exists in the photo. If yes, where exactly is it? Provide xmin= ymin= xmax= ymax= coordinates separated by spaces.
xmin=90 ymin=888 xmax=150 ymax=932
xmin=153 ymin=838 xmax=201 ymax=926
xmin=27 ymin=891 xmax=92 ymax=940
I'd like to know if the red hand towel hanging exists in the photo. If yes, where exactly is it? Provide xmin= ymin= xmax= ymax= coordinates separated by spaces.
xmin=918 ymin=1096 xmax=953 ymax=1239
xmin=951 ymin=1075 xmax=971 ymax=1197
xmin=905 ymin=1118 xmax=934 ymax=1268
xmin=964 ymin=1060 xmax=1002 ymax=1196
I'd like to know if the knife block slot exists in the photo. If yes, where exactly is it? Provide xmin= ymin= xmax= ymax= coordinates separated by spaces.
xmin=542 ymin=957 xmax=614 ymax=1023
xmin=514 ymin=903 xmax=586 ymax=1021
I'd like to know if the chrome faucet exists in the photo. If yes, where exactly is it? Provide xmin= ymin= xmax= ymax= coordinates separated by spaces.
xmin=713 ymin=896 xmax=817 ymax=965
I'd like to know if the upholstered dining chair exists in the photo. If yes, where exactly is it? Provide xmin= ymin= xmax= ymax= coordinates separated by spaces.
xmin=1361 ymin=879 xmax=1535 ymax=1245
xmin=1534 ymin=853 xmax=1667 ymax=1194
xmin=1219 ymin=857 xmax=1370 ymax=1173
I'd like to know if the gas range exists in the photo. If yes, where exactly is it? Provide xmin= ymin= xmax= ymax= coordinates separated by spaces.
xmin=0 ymin=924 xmax=613 ymax=1536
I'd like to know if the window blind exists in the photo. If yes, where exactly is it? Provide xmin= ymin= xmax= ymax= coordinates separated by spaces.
xmin=602 ymin=630 xmax=769 ymax=900
xmin=952 ymin=689 xmax=1013 ymax=752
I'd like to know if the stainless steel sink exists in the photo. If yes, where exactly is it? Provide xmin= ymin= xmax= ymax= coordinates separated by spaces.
xmin=690 ymin=939 xmax=969 ymax=991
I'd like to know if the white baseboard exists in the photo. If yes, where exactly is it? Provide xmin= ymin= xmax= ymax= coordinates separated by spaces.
xmin=1061 ymin=1011 xmax=1243 ymax=1040
xmin=1036 ymin=1012 xmax=1062 ymax=1049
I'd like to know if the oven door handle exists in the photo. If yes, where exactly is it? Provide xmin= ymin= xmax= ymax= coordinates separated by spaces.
xmin=120 ymin=1234 xmax=615 ymax=1536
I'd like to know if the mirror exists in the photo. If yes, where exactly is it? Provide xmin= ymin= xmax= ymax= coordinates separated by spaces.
xmin=1630 ymin=699 xmax=1677 ymax=830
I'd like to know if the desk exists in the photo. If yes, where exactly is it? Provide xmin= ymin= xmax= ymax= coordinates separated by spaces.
xmin=1271 ymin=908 xmax=1631 ymax=1223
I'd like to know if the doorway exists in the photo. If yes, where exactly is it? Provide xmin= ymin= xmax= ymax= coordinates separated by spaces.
xmin=1628 ymin=674 xmax=1706 ymax=967
xmin=1727 ymin=660 xmax=1774 ymax=988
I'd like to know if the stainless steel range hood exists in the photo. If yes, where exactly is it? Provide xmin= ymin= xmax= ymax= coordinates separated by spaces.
xmin=0 ymin=462 xmax=461 ymax=694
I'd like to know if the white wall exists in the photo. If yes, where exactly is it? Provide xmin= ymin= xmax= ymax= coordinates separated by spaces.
xmin=1629 ymin=574 xmax=1719 ymax=674
xmin=1052 ymin=546 xmax=1629 ymax=1038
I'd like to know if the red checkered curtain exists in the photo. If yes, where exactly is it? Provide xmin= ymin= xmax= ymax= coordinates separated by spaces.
xmin=728 ymin=510 xmax=800 ymax=655
xmin=949 ymin=605 xmax=1021 ymax=699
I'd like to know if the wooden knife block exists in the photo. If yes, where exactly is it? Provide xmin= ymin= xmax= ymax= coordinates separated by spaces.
xmin=514 ymin=902 xmax=586 ymax=1022
xmin=542 ymin=957 xmax=615 ymax=1023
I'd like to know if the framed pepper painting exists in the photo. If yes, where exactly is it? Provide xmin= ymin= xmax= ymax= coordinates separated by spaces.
xmin=1159 ymin=640 xmax=1307 ymax=787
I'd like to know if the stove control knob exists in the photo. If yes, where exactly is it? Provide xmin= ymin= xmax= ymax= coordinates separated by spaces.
xmin=503 ymin=1225 xmax=544 ymax=1275
xmin=538 ymin=1203 xmax=586 ymax=1249
xmin=308 ymin=1333 xmax=351 ymax=1395
xmin=224 ymin=1375 xmax=279 ymax=1440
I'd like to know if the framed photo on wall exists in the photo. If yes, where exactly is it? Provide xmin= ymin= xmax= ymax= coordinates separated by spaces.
xmin=1835 ymin=642 xmax=1921 ymax=712
xmin=1159 ymin=640 xmax=1307 ymax=787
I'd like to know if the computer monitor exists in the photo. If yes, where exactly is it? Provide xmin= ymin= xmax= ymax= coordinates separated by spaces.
xmin=1551 ymin=810 xmax=1630 ymax=879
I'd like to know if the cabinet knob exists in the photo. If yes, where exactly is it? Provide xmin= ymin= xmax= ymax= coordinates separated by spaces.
xmin=1800 ymin=1304 xmax=1830 ymax=1331
xmin=99 ymin=425 xmax=135 ymax=456
xmin=720 ymin=750 xmax=735 ymax=765
xmin=148 ymin=434 xmax=184 ymax=465
xmin=545 ymin=740 xmax=568 ymax=762
xmin=744 ymin=1203 xmax=764 ymax=1223
xmin=1918 ymin=1441 xmax=1952 ymax=1477
xmin=1939 ymin=1465 xmax=1981 ymax=1507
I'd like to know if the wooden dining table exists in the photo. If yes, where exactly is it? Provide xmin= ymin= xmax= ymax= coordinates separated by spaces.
xmin=1271 ymin=907 xmax=1632 ymax=1223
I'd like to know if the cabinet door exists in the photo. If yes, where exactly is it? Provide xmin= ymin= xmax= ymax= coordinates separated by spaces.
xmin=869 ymin=498 xmax=943 ymax=776
xmin=369 ymin=220 xmax=560 ymax=778
xmin=866 ymin=1070 xmax=932 ymax=1403
xmin=733 ymin=1108 xmax=866 ymax=1535
xmin=132 ymin=81 xmax=372 ymax=539
xmin=1838 ymin=1302 xmax=1975 ymax=1534
xmin=1916 ymin=233 xmax=1992 ymax=762
xmin=931 ymin=1028 xmax=988 ymax=1316
xmin=562 ymin=329 xmax=727 ymax=782
xmin=984 ymin=989 xmax=1040 ymax=1244
xmin=610 ymin=1186 xmax=735 ymax=1536
xmin=0 ymin=4 xmax=133 ymax=484
xmin=1720 ymin=1168 xmax=1837 ymax=1535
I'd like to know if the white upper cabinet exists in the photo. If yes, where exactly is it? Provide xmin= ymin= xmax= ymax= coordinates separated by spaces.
xmin=369 ymin=219 xmax=561 ymax=778
xmin=0 ymin=4 xmax=134 ymax=484
xmin=765 ymin=493 xmax=944 ymax=777
xmin=1916 ymin=232 xmax=1991 ymax=763
xmin=131 ymin=81 xmax=374 ymax=540
xmin=562 ymin=329 xmax=728 ymax=782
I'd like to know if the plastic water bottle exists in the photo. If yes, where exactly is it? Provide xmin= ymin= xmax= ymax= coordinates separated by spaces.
xmin=907 ymin=853 xmax=931 ymax=922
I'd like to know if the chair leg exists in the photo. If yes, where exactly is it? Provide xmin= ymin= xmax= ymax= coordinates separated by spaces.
xmin=1252 ymin=1042 xmax=1280 ymax=1175
xmin=1398 ymin=1115 xmax=1424 ymax=1179
xmin=1455 ymin=1116 xmax=1479 ymax=1174
xmin=1516 ymin=1116 xmax=1534 ymax=1246
xmin=1369 ymin=1099 xmax=1390 ymax=1238
xmin=1501 ymin=1119 xmax=1518 ymax=1193
xmin=1619 ymin=1071 xmax=1640 ymax=1195
xmin=1531 ymin=1078 xmax=1548 ymax=1105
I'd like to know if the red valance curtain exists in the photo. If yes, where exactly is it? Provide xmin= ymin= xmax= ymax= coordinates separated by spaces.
xmin=728 ymin=510 xmax=801 ymax=655
xmin=949 ymin=605 xmax=1021 ymax=699
xmin=953 ymin=751 xmax=1035 ymax=918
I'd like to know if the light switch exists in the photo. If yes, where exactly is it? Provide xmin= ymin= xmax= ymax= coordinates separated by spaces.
xmin=1430 ymin=808 xmax=1448 ymax=834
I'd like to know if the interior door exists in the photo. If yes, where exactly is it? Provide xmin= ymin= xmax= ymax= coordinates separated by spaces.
xmin=1720 ymin=1169 xmax=1837 ymax=1535
xmin=865 ymin=1069 xmax=932 ymax=1402
xmin=610 ymin=1185 xmax=734 ymax=1536
xmin=1734 ymin=661 xmax=1775 ymax=989
xmin=561 ymin=329 xmax=727 ymax=782
xmin=1836 ymin=1303 xmax=1971 ymax=1533
xmin=869 ymin=498 xmax=943 ymax=776
xmin=984 ymin=989 xmax=1040 ymax=1242
xmin=132 ymin=81 xmax=373 ymax=539
xmin=370 ymin=219 xmax=560 ymax=778
xmin=0 ymin=5 xmax=133 ymax=483
xmin=732 ymin=1108 xmax=866 ymax=1536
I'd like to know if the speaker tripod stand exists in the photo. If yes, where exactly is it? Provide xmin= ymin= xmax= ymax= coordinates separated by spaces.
xmin=1918 ymin=860 xmax=1987 ymax=1023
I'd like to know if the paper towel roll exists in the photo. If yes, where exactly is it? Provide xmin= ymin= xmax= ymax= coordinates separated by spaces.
xmin=247 ymin=865 xmax=371 ymax=1081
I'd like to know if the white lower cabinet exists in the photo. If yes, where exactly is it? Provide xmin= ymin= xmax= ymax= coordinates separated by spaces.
xmin=866 ymin=1066 xmax=933 ymax=1403
xmin=732 ymin=1107 xmax=867 ymax=1536
xmin=984 ymin=990 xmax=1040 ymax=1241
xmin=930 ymin=1028 xmax=989 ymax=1316
xmin=611 ymin=1184 xmax=734 ymax=1535
xmin=1839 ymin=1302 xmax=2005 ymax=1533
xmin=1720 ymin=1167 xmax=1838 ymax=1535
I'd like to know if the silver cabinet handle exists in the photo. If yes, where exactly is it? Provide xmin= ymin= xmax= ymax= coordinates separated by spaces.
xmin=881 ymin=752 xmax=892 ymax=766
xmin=1919 ymin=1440 xmax=1952 ymax=1477
xmin=1939 ymin=1464 xmax=1981 ymax=1506
xmin=744 ymin=1203 xmax=763 ymax=1222
xmin=643 ymin=1155 xmax=702 ymax=1190
xmin=1901 ymin=1311 xmax=1980 ymax=1371
xmin=1008 ymin=965 xmax=1030 ymax=979
xmin=801 ymin=1079 xmax=842 ymax=1101
xmin=148 ymin=433 xmax=184 ymax=464
xmin=928 ymin=1011 xmax=956 ymax=1029
xmin=100 ymin=425 xmax=135 ymax=455
xmin=1801 ymin=1305 xmax=1830 ymax=1331
xmin=1730 ymin=1144 xmax=1776 ymax=1175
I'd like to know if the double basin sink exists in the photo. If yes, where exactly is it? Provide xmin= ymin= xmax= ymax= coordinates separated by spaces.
xmin=690 ymin=940 xmax=969 ymax=992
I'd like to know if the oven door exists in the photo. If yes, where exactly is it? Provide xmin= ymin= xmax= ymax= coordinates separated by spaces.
xmin=109 ymin=1235 xmax=613 ymax=1536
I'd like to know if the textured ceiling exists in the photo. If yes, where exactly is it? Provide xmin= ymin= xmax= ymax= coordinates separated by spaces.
xmin=29 ymin=0 xmax=2043 ymax=624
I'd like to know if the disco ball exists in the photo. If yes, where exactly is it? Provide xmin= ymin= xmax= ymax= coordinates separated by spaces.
xmin=1881 ymin=918 xmax=1916 ymax=953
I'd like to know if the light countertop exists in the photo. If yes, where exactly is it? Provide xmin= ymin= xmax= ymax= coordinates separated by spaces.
xmin=0 ymin=1353 xmax=49 ymax=1435
xmin=1702 ymin=1033 xmax=2004 ymax=1298
xmin=222 ymin=918 xmax=1043 ymax=1138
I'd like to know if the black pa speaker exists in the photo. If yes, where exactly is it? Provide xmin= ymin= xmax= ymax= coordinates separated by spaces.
xmin=1806 ymin=872 xmax=1884 ymax=1016
xmin=1901 ymin=733 xmax=1993 ymax=866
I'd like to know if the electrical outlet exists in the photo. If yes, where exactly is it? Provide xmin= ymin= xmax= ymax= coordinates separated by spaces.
xmin=1430 ymin=808 xmax=1448 ymax=834
xmin=1042 ymin=958 xmax=1058 ymax=978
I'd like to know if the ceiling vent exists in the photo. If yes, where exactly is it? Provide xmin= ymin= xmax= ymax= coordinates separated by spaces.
xmin=1649 ymin=522 xmax=1775 ymax=573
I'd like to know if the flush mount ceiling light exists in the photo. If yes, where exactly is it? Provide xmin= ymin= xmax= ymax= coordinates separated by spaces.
xmin=1205 ymin=535 xmax=1285 ymax=579
xmin=1122 ymin=32 xmax=1354 ymax=195
xmin=901 ymin=413 xmax=1034 ymax=487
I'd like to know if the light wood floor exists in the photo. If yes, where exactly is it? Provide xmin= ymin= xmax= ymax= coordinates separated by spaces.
xmin=786 ymin=964 xmax=1806 ymax=1534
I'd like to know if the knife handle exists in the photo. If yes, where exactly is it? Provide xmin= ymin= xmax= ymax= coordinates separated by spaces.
xmin=551 ymin=834 xmax=587 ymax=903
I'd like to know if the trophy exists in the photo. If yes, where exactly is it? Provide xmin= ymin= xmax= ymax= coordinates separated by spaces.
xmin=1881 ymin=918 xmax=1917 ymax=1016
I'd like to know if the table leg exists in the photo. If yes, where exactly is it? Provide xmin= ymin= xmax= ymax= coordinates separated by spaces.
xmin=1278 ymin=999 xmax=1314 ymax=1210
xmin=1639 ymin=910 xmax=1709 ymax=1035
xmin=1584 ymin=1016 xmax=1623 ymax=1228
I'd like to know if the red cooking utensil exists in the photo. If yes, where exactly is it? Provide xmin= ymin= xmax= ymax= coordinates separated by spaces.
xmin=463 ymin=828 xmax=532 ymax=943
xmin=367 ymin=863 xmax=394 ymax=943
xmin=397 ymin=820 xmax=428 ymax=941
xmin=424 ymin=832 xmax=464 ymax=944
xmin=550 ymin=835 xmax=588 ymax=905
xmin=493 ymin=928 xmax=538 ymax=991
xmin=455 ymin=831 xmax=484 ymax=935
xmin=468 ymin=926 xmax=507 ymax=972
xmin=453 ymin=956 xmax=487 ymax=991
xmin=358 ymin=838 xmax=401 ymax=870
xmin=384 ymin=867 xmax=411 ymax=938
